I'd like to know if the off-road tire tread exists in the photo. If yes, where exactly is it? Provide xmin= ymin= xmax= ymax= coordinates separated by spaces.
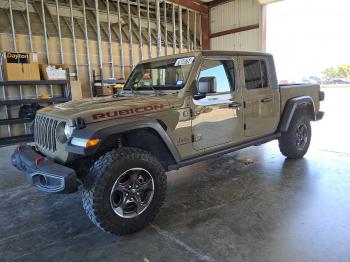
xmin=279 ymin=109 xmax=311 ymax=159
xmin=82 ymin=147 xmax=166 ymax=235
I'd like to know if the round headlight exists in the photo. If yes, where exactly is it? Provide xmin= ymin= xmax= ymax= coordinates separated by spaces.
xmin=56 ymin=122 xmax=67 ymax=143
xmin=64 ymin=123 xmax=75 ymax=139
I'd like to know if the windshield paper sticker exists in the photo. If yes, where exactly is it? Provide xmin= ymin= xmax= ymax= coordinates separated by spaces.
xmin=175 ymin=57 xmax=194 ymax=66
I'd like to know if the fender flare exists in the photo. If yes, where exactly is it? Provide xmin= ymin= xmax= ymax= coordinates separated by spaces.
xmin=65 ymin=118 xmax=181 ymax=164
xmin=278 ymin=96 xmax=316 ymax=132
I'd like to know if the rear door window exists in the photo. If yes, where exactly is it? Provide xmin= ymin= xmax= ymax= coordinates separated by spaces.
xmin=243 ymin=60 xmax=269 ymax=90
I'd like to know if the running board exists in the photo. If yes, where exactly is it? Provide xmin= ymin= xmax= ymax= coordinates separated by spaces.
xmin=168 ymin=133 xmax=281 ymax=171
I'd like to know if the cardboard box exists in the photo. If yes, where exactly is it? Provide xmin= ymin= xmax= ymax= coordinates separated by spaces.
xmin=39 ymin=64 xmax=68 ymax=80
xmin=95 ymin=84 xmax=114 ymax=96
xmin=2 ymin=52 xmax=40 ymax=81
xmin=71 ymin=80 xmax=83 ymax=101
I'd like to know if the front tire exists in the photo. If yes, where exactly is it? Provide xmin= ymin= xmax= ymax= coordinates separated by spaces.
xmin=82 ymin=147 xmax=167 ymax=235
xmin=279 ymin=110 xmax=312 ymax=159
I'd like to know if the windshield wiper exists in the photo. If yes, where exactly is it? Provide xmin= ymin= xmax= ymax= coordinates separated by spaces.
xmin=124 ymin=78 xmax=142 ymax=94
xmin=149 ymin=85 xmax=160 ymax=96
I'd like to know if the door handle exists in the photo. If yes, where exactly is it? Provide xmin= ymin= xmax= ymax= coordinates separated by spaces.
xmin=229 ymin=102 xmax=241 ymax=109
xmin=261 ymin=97 xmax=272 ymax=103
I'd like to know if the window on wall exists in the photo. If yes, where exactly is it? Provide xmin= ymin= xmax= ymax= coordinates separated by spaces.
xmin=243 ymin=60 xmax=269 ymax=90
xmin=197 ymin=60 xmax=235 ymax=93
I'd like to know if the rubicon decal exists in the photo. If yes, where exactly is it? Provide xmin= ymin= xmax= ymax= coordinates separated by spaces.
xmin=93 ymin=104 xmax=166 ymax=120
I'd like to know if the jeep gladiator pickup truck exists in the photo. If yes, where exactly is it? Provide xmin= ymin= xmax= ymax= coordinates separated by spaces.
xmin=12 ymin=51 xmax=324 ymax=235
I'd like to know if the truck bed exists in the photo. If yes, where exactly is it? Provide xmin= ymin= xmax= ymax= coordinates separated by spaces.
xmin=279 ymin=83 xmax=321 ymax=113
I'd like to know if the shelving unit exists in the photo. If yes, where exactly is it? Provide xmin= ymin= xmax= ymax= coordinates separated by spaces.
xmin=0 ymin=77 xmax=71 ymax=146
xmin=92 ymin=69 xmax=126 ymax=97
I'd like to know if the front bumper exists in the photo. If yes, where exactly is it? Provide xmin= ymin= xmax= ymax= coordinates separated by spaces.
xmin=316 ymin=111 xmax=325 ymax=121
xmin=11 ymin=145 xmax=77 ymax=193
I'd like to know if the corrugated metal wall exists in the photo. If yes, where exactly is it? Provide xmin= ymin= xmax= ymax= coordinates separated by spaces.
xmin=0 ymin=0 xmax=202 ymax=98
xmin=210 ymin=0 xmax=263 ymax=51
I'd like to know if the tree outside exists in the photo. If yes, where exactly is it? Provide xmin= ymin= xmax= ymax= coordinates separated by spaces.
xmin=322 ymin=65 xmax=350 ymax=79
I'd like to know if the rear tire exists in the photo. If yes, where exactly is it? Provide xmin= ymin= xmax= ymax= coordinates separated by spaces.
xmin=82 ymin=147 xmax=166 ymax=235
xmin=279 ymin=110 xmax=312 ymax=159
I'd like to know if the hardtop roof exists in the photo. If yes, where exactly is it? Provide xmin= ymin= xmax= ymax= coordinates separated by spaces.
xmin=139 ymin=50 xmax=273 ymax=64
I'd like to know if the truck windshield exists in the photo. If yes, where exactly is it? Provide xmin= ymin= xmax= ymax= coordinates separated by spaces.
xmin=124 ymin=57 xmax=195 ymax=91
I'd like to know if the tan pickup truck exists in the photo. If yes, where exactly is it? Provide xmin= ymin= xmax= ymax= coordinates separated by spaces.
xmin=12 ymin=50 xmax=324 ymax=235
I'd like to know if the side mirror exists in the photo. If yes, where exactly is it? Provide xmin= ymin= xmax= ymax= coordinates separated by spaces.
xmin=197 ymin=77 xmax=217 ymax=94
xmin=193 ymin=93 xmax=206 ymax=100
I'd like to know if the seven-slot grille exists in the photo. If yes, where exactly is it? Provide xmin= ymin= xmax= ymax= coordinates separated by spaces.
xmin=34 ymin=115 xmax=61 ymax=152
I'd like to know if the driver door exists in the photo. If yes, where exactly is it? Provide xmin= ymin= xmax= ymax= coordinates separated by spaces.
xmin=191 ymin=58 xmax=244 ymax=151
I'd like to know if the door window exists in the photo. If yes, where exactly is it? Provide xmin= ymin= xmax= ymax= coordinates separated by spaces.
xmin=197 ymin=60 xmax=235 ymax=93
xmin=243 ymin=60 xmax=269 ymax=90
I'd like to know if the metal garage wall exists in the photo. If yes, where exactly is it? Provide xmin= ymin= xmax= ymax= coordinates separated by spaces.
xmin=0 ymin=0 xmax=203 ymax=98
xmin=210 ymin=0 xmax=263 ymax=51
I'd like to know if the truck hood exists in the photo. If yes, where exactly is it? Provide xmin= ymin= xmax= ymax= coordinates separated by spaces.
xmin=39 ymin=95 xmax=172 ymax=123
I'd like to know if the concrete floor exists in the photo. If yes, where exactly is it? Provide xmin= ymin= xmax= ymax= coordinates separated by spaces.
xmin=1 ymin=88 xmax=350 ymax=262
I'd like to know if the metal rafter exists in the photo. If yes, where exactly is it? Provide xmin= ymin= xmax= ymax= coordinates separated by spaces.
xmin=6 ymin=0 xmax=18 ymax=136
xmin=127 ymin=0 xmax=134 ymax=67
xmin=94 ymin=0 xmax=104 ymax=81
xmin=55 ymin=0 xmax=64 ymax=63
xmin=172 ymin=3 xmax=176 ymax=54
xmin=8 ymin=0 xmax=17 ymax=51
xmin=106 ymin=0 xmax=115 ymax=78
xmin=25 ymin=0 xmax=39 ymax=99
xmin=75 ymin=16 xmax=87 ymax=35
xmin=25 ymin=0 xmax=33 ymax=51
xmin=146 ymin=0 xmax=152 ymax=59
xmin=70 ymin=0 xmax=79 ymax=79
xmin=44 ymin=2 xmax=59 ymax=33
xmin=163 ymin=2 xmax=168 ymax=55
xmin=194 ymin=11 xmax=196 ymax=50
xmin=178 ymin=5 xmax=182 ymax=53
xmin=40 ymin=0 xmax=53 ymax=97
xmin=120 ymin=2 xmax=147 ymax=43
xmin=199 ymin=13 xmax=202 ymax=49
xmin=63 ymin=16 xmax=74 ymax=35
xmin=137 ymin=0 xmax=143 ymax=61
xmin=186 ymin=9 xmax=190 ymax=51
xmin=82 ymin=0 xmax=93 ymax=96
xmin=109 ymin=0 xmax=130 ymax=41
xmin=156 ymin=0 xmax=161 ymax=56
xmin=117 ymin=0 xmax=125 ymax=78
xmin=110 ymin=26 xmax=121 ymax=42
xmin=31 ymin=1 xmax=48 ymax=39
xmin=84 ymin=0 xmax=110 ymax=39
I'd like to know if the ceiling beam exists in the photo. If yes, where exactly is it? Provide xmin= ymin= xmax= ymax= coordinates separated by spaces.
xmin=201 ymin=12 xmax=209 ymax=49
xmin=207 ymin=0 xmax=283 ymax=8
xmin=168 ymin=0 xmax=208 ymax=14
xmin=210 ymin=24 xmax=259 ymax=38
xmin=206 ymin=0 xmax=232 ymax=8
xmin=258 ymin=0 xmax=283 ymax=5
